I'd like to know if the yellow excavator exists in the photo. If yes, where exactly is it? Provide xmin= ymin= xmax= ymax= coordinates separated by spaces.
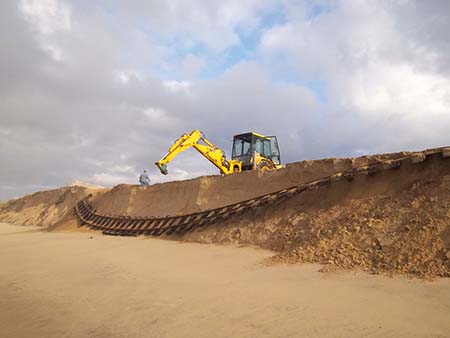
xmin=155 ymin=130 xmax=282 ymax=175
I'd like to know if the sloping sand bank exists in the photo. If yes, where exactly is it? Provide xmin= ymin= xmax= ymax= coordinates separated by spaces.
xmin=0 ymin=185 xmax=103 ymax=228
xmin=89 ymin=151 xmax=410 ymax=218
xmin=1 ymin=149 xmax=450 ymax=278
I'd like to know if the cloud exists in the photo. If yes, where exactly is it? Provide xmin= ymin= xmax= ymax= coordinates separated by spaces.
xmin=178 ymin=54 xmax=205 ymax=78
xmin=115 ymin=0 xmax=278 ymax=52
xmin=260 ymin=0 xmax=450 ymax=153
xmin=1 ymin=0 xmax=450 ymax=200
xmin=19 ymin=0 xmax=71 ymax=35
xmin=163 ymin=80 xmax=192 ymax=94
xmin=90 ymin=173 xmax=134 ymax=186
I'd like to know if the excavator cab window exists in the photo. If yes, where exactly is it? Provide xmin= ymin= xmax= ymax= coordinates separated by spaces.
xmin=255 ymin=138 xmax=271 ymax=157
xmin=254 ymin=138 xmax=263 ymax=154
xmin=232 ymin=134 xmax=252 ymax=158
xmin=243 ymin=140 xmax=251 ymax=155
xmin=232 ymin=139 xmax=242 ymax=156
xmin=263 ymin=139 xmax=271 ymax=157
xmin=268 ymin=136 xmax=281 ymax=164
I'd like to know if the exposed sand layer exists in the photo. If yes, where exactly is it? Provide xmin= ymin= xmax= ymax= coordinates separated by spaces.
xmin=1 ymin=149 xmax=450 ymax=278
xmin=89 ymin=151 xmax=411 ymax=218
xmin=0 ymin=185 xmax=103 ymax=228
xmin=0 ymin=151 xmax=417 ymax=223
xmin=185 ymin=155 xmax=450 ymax=278
xmin=1 ymin=223 xmax=449 ymax=338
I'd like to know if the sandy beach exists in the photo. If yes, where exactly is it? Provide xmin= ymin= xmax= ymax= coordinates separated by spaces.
xmin=0 ymin=223 xmax=449 ymax=338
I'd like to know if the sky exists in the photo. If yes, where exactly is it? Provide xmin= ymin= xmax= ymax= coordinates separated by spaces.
xmin=1 ymin=0 xmax=450 ymax=200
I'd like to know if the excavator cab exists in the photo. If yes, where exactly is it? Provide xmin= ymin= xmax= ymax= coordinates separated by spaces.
xmin=231 ymin=132 xmax=281 ymax=171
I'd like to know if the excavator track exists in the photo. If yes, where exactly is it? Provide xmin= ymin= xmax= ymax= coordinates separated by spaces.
xmin=74 ymin=147 xmax=450 ymax=237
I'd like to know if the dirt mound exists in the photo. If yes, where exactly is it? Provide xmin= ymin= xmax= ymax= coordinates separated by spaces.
xmin=2 ymin=151 xmax=411 ymax=224
xmin=89 ymin=151 xmax=411 ymax=218
xmin=183 ymin=154 xmax=450 ymax=278
xmin=0 ymin=186 xmax=104 ymax=228
xmin=270 ymin=179 xmax=450 ymax=278
xmin=2 ymin=148 xmax=450 ymax=278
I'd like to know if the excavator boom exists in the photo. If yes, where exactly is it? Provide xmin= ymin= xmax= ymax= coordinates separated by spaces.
xmin=155 ymin=130 xmax=232 ymax=175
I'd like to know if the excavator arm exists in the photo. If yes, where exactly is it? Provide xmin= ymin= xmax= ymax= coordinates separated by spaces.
xmin=155 ymin=130 xmax=232 ymax=175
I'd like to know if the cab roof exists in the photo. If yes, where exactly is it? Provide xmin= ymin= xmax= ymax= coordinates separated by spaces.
xmin=233 ymin=132 xmax=271 ymax=140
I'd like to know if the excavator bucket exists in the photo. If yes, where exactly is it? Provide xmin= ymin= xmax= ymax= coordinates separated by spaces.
xmin=155 ymin=162 xmax=168 ymax=175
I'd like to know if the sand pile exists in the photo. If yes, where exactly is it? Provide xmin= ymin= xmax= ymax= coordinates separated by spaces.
xmin=2 ymin=148 xmax=449 ymax=278
xmin=88 ymin=151 xmax=410 ymax=218
xmin=266 ymin=177 xmax=450 ymax=278
xmin=1 ymin=151 xmax=411 ymax=223
xmin=184 ymin=155 xmax=450 ymax=278
xmin=0 ymin=186 xmax=104 ymax=228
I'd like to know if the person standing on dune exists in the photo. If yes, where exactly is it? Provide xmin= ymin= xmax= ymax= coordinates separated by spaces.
xmin=139 ymin=170 xmax=151 ymax=186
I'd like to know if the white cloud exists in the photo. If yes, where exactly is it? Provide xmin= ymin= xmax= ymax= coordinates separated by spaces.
xmin=116 ymin=0 xmax=278 ymax=52
xmin=163 ymin=80 xmax=192 ymax=94
xmin=342 ymin=61 xmax=450 ymax=117
xmin=18 ymin=0 xmax=72 ymax=63
xmin=43 ymin=43 xmax=64 ymax=61
xmin=110 ymin=165 xmax=135 ymax=174
xmin=143 ymin=107 xmax=169 ymax=121
xmin=142 ymin=106 xmax=181 ymax=132
xmin=90 ymin=172 xmax=135 ymax=186
xmin=259 ymin=0 xmax=450 ymax=152
xmin=19 ymin=0 xmax=71 ymax=35
xmin=115 ymin=70 xmax=144 ymax=85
